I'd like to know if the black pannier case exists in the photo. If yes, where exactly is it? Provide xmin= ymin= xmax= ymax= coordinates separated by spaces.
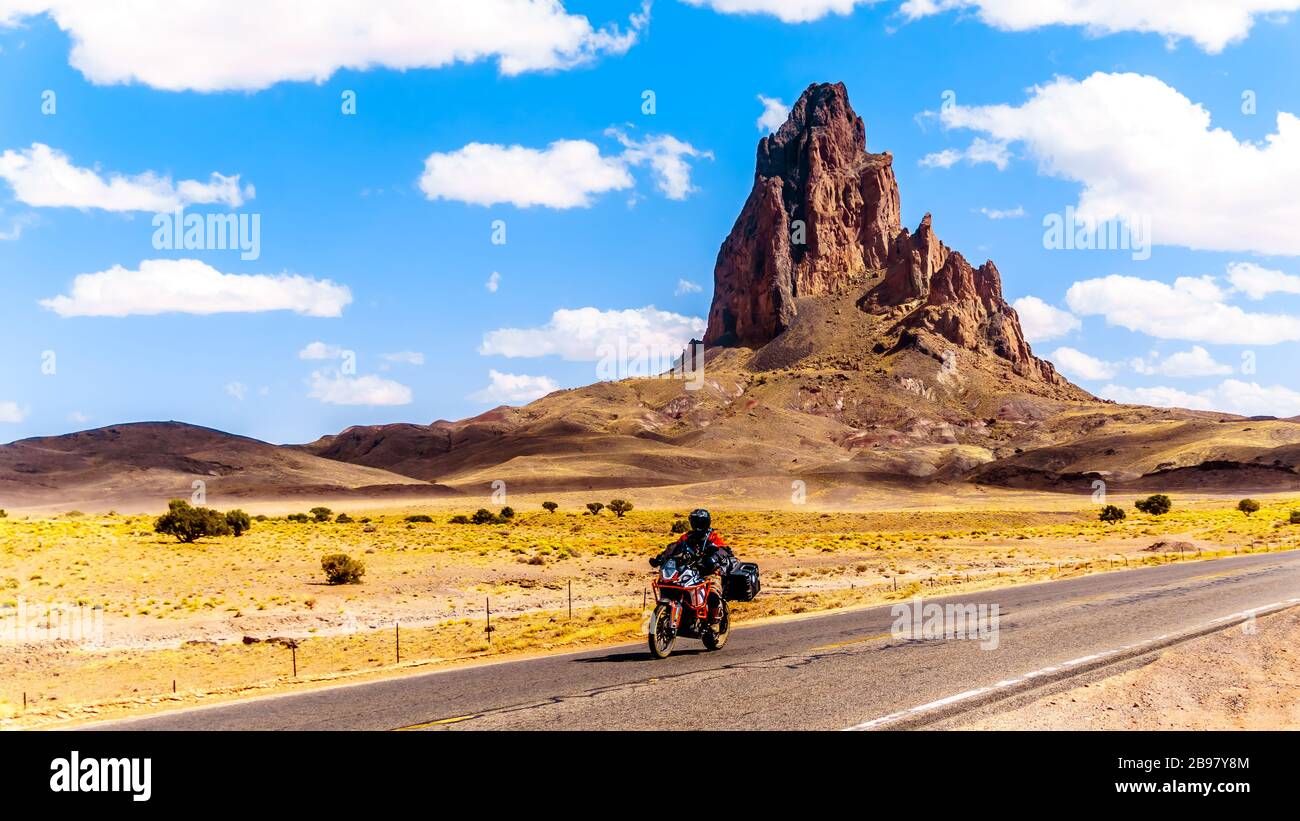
xmin=723 ymin=562 xmax=760 ymax=602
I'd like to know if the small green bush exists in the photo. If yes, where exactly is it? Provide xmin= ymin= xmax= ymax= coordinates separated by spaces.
xmin=287 ymin=513 xmax=310 ymax=523
xmin=310 ymin=506 xmax=333 ymax=523
xmin=499 ymin=506 xmax=515 ymax=520
xmin=586 ymin=502 xmax=604 ymax=516
xmin=1290 ymin=511 xmax=1300 ymax=525
xmin=1134 ymin=494 xmax=1172 ymax=515
xmin=471 ymin=508 xmax=500 ymax=525
xmin=449 ymin=515 xmax=470 ymax=524
xmin=225 ymin=509 xmax=252 ymax=537
xmin=1099 ymin=505 xmax=1126 ymax=524
xmin=404 ymin=514 xmax=434 ymax=523
xmin=1238 ymin=498 xmax=1261 ymax=516
xmin=321 ymin=553 xmax=365 ymax=585
xmin=335 ymin=513 xmax=354 ymax=524
xmin=608 ymin=499 xmax=633 ymax=517
xmin=670 ymin=519 xmax=688 ymax=534
xmin=542 ymin=501 xmax=558 ymax=513
xmin=154 ymin=499 xmax=231 ymax=543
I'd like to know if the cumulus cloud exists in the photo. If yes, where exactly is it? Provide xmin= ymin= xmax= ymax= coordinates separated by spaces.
xmin=419 ymin=140 xmax=633 ymax=209
xmin=680 ymin=0 xmax=870 ymax=23
xmin=381 ymin=351 xmax=425 ymax=365
xmin=978 ymin=205 xmax=1024 ymax=219
xmin=756 ymin=95 xmax=790 ymax=132
xmin=1012 ymin=296 xmax=1080 ymax=342
xmin=1130 ymin=346 xmax=1233 ymax=378
xmin=480 ymin=306 xmax=706 ymax=361
xmin=0 ymin=401 xmax=26 ymax=423
xmin=675 ymin=278 xmax=703 ymax=296
xmin=299 ymin=342 xmax=347 ymax=360
xmin=308 ymin=371 xmax=412 ymax=406
xmin=0 ymin=143 xmax=247 ymax=211
xmin=225 ymin=382 xmax=248 ymax=401
xmin=1226 ymin=261 xmax=1300 ymax=300
xmin=919 ymin=137 xmax=1009 ymax=170
xmin=1065 ymin=274 xmax=1300 ymax=345
xmin=0 ymin=1 xmax=650 ymax=91
xmin=419 ymin=129 xmax=710 ymax=209
xmin=899 ymin=0 xmax=1300 ymax=53
xmin=1103 ymin=380 xmax=1300 ymax=417
xmin=937 ymin=72 xmax=1300 ymax=256
xmin=1049 ymin=346 xmax=1120 ymax=380
xmin=40 ymin=259 xmax=351 ymax=318
xmin=608 ymin=130 xmax=713 ymax=201
xmin=485 ymin=271 xmax=501 ymax=293
xmin=469 ymin=369 xmax=560 ymax=404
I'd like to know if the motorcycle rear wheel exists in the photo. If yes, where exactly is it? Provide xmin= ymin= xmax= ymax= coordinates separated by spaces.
xmin=702 ymin=598 xmax=730 ymax=651
xmin=648 ymin=603 xmax=676 ymax=659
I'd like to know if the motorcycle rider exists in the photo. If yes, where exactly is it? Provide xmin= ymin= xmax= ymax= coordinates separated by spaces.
xmin=650 ymin=509 xmax=732 ymax=624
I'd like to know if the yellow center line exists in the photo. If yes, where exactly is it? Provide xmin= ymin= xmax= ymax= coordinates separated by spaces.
xmin=812 ymin=631 xmax=894 ymax=651
xmin=392 ymin=714 xmax=479 ymax=731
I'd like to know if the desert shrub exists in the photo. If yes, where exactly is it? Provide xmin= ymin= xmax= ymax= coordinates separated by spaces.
xmin=0 ymin=509 xmax=6 ymax=518
xmin=225 ymin=509 xmax=252 ymax=537
xmin=586 ymin=502 xmax=604 ymax=516
xmin=1134 ymin=494 xmax=1172 ymax=515
xmin=321 ymin=553 xmax=365 ymax=585
xmin=1290 ymin=511 xmax=1300 ymax=525
xmin=404 ymin=514 xmax=434 ymax=523
xmin=335 ymin=513 xmax=354 ymax=524
xmin=670 ymin=519 xmax=688 ymax=534
xmin=155 ymin=499 xmax=232 ymax=543
xmin=449 ymin=515 xmax=470 ymax=524
xmin=287 ymin=513 xmax=310 ymax=523
xmin=254 ymin=514 xmax=268 ymax=522
xmin=1099 ymin=505 xmax=1126 ymax=524
xmin=310 ymin=506 xmax=333 ymax=523
xmin=542 ymin=501 xmax=558 ymax=513
xmin=499 ymin=506 xmax=515 ymax=520
xmin=608 ymin=499 xmax=633 ymax=517
xmin=471 ymin=508 xmax=500 ymax=525
xmin=1238 ymin=499 xmax=1261 ymax=516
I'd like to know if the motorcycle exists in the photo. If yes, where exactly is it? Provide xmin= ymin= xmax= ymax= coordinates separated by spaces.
xmin=647 ymin=551 xmax=730 ymax=659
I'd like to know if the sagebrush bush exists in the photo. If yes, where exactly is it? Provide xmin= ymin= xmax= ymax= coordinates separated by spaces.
xmin=542 ymin=501 xmax=558 ymax=513
xmin=1099 ymin=505 xmax=1126 ymax=524
xmin=404 ymin=514 xmax=433 ymax=523
xmin=155 ymin=499 xmax=231 ymax=543
xmin=321 ymin=553 xmax=365 ymax=585
xmin=1134 ymin=494 xmax=1172 ymax=515
xmin=225 ymin=509 xmax=251 ymax=537
xmin=1238 ymin=498 xmax=1261 ymax=516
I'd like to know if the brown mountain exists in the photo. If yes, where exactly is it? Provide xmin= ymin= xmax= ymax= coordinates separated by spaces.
xmin=0 ymin=422 xmax=450 ymax=509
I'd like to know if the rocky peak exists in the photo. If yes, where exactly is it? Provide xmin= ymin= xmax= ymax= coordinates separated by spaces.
xmin=704 ymin=81 xmax=1072 ymax=389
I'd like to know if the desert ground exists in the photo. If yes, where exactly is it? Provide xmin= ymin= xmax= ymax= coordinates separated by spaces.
xmin=3 ymin=486 xmax=1300 ymax=729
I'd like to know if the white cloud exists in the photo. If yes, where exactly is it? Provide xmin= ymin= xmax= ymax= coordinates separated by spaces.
xmin=1049 ymin=346 xmax=1120 ymax=380
xmin=0 ymin=2 xmax=649 ymax=92
xmin=978 ymin=205 xmax=1024 ymax=219
xmin=608 ymin=130 xmax=713 ymax=200
xmin=308 ymin=371 xmax=411 ymax=406
xmin=756 ymin=94 xmax=789 ymax=132
xmin=225 ymin=382 xmax=248 ymax=401
xmin=0 ymin=143 xmax=246 ymax=211
xmin=1065 ymin=274 xmax=1300 ymax=345
xmin=919 ymin=137 xmax=1009 ymax=170
xmin=1131 ymin=346 xmax=1233 ymax=378
xmin=480 ymin=306 xmax=706 ymax=360
xmin=469 ymin=369 xmax=560 ymax=404
xmin=1011 ymin=296 xmax=1080 ymax=342
xmin=419 ymin=130 xmax=710 ymax=209
xmin=900 ymin=0 xmax=1300 ymax=54
xmin=67 ymin=411 xmax=89 ymax=424
xmin=419 ymin=140 xmax=633 ymax=209
xmin=675 ymin=278 xmax=703 ymax=296
xmin=1103 ymin=379 xmax=1300 ymax=417
xmin=1226 ymin=261 xmax=1300 ymax=300
xmin=680 ymin=0 xmax=870 ymax=23
xmin=938 ymin=72 xmax=1300 ymax=256
xmin=299 ymin=342 xmax=346 ymax=360
xmin=485 ymin=271 xmax=501 ymax=293
xmin=40 ymin=259 xmax=351 ymax=318
xmin=0 ymin=401 xmax=26 ymax=423
xmin=381 ymin=351 xmax=425 ymax=366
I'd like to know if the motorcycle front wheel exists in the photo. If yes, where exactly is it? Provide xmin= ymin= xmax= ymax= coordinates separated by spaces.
xmin=702 ymin=598 xmax=730 ymax=651
xmin=648 ymin=603 xmax=676 ymax=659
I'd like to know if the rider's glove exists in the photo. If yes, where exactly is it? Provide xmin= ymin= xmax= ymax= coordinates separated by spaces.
xmin=649 ymin=556 xmax=661 ymax=568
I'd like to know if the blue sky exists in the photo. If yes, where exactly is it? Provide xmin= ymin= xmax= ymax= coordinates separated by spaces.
xmin=3 ymin=1 xmax=1300 ymax=444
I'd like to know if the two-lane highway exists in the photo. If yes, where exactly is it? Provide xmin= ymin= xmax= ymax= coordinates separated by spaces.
xmin=95 ymin=549 xmax=1300 ymax=730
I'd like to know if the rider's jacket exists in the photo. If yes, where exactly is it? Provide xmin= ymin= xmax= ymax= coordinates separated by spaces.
xmin=655 ymin=529 xmax=732 ymax=574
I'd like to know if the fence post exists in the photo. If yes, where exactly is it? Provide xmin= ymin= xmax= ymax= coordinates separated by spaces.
xmin=396 ymin=622 xmax=400 ymax=663
xmin=291 ymin=644 xmax=297 ymax=677
xmin=486 ymin=597 xmax=491 ymax=645
xmin=568 ymin=580 xmax=572 ymax=620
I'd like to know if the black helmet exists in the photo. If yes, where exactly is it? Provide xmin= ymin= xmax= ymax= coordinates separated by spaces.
xmin=688 ymin=508 xmax=711 ymax=532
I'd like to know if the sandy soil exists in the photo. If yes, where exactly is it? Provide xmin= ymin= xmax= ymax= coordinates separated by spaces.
xmin=957 ymin=607 xmax=1300 ymax=730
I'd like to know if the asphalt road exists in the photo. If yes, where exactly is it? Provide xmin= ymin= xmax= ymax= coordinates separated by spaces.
xmin=95 ymin=549 xmax=1300 ymax=730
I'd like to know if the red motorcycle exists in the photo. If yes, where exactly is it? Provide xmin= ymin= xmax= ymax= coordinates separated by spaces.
xmin=647 ymin=552 xmax=730 ymax=659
